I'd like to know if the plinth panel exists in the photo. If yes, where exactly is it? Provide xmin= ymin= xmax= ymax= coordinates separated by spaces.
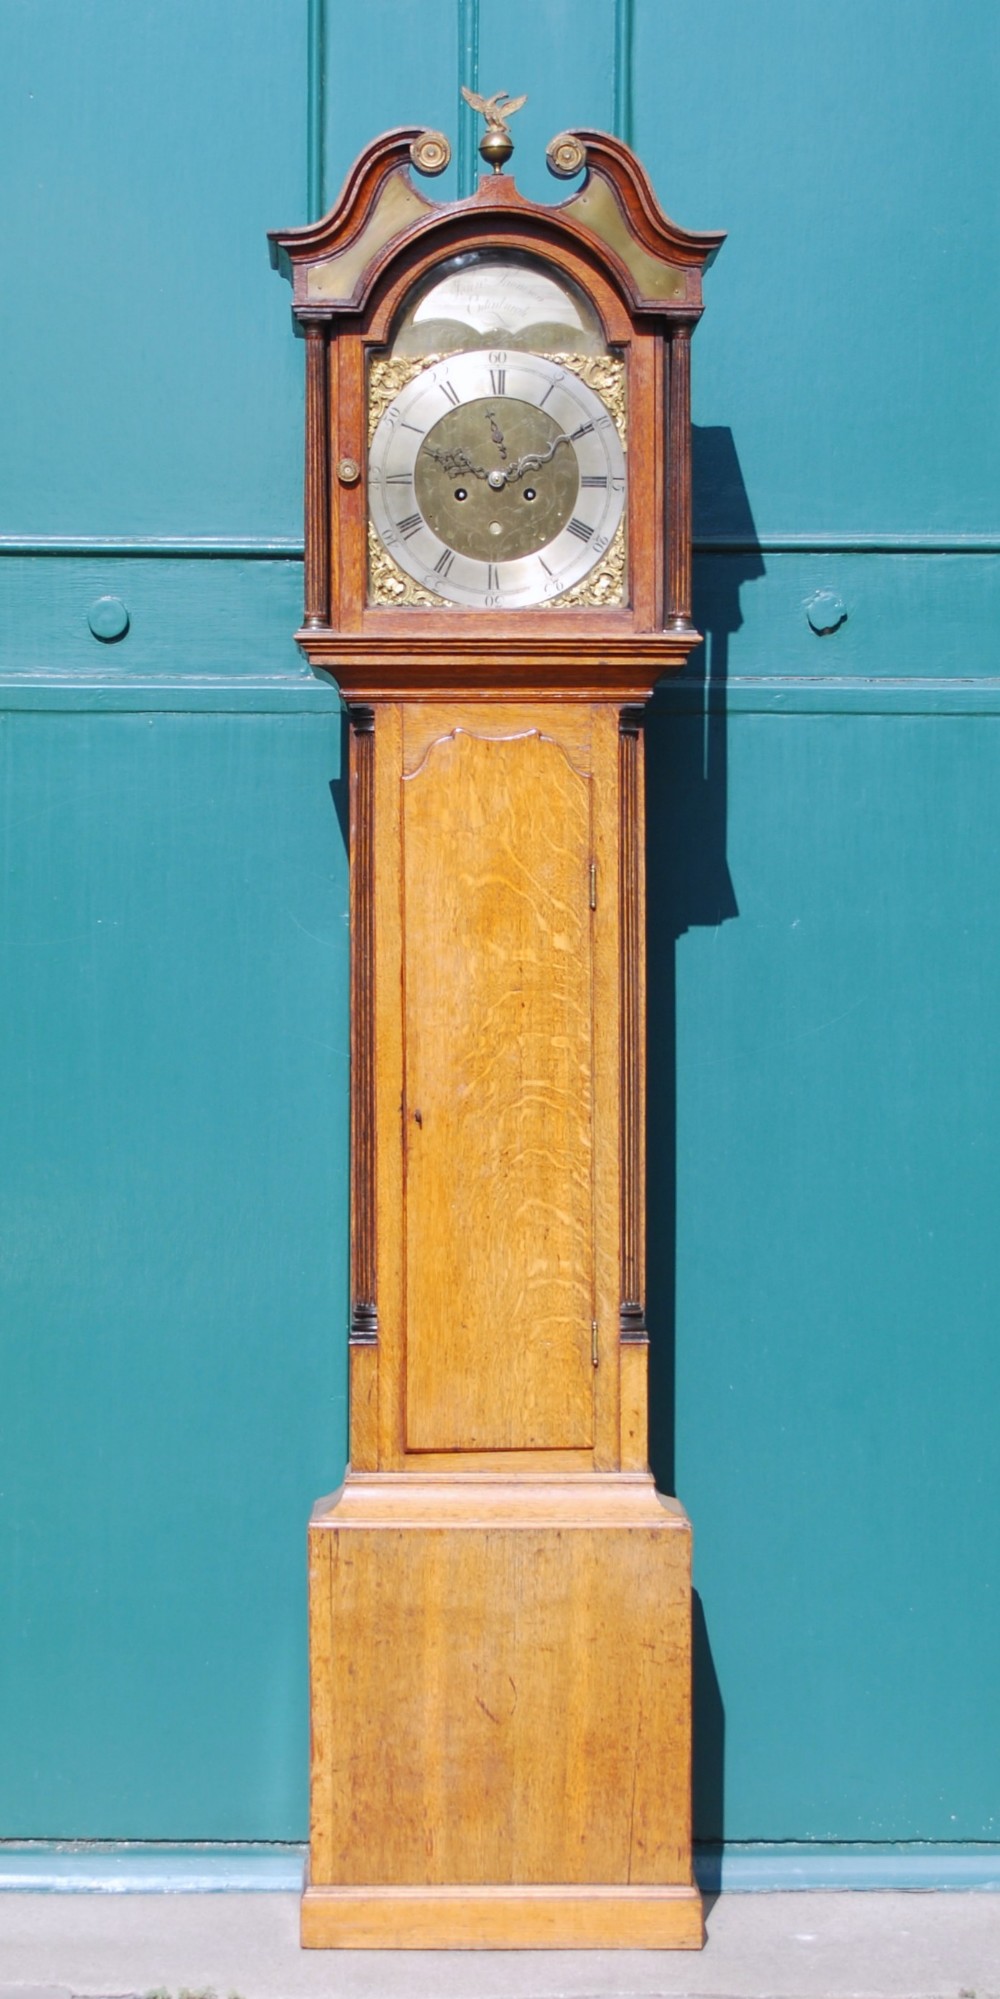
xmin=306 ymin=1473 xmax=696 ymax=1925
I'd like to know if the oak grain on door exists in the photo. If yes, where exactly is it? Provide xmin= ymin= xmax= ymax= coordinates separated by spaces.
xmin=402 ymin=728 xmax=594 ymax=1451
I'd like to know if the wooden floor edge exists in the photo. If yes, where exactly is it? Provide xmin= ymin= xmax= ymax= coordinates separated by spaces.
xmin=300 ymin=1882 xmax=705 ymax=1950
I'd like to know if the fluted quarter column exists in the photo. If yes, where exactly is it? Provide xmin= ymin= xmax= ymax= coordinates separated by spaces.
xmin=666 ymin=322 xmax=694 ymax=634
xmin=303 ymin=321 xmax=330 ymax=628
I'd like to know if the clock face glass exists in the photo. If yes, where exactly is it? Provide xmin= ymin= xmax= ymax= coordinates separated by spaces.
xmin=369 ymin=256 xmax=626 ymax=610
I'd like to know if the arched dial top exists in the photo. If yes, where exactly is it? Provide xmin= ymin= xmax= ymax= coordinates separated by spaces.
xmin=368 ymin=349 xmax=626 ymax=610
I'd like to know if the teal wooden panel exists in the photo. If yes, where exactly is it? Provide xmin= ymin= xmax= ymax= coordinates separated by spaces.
xmin=0 ymin=0 xmax=305 ymax=539
xmin=0 ymin=712 xmax=349 ymax=1836
xmin=322 ymin=0 xmax=460 ymax=207
xmin=692 ymin=550 xmax=1000 ymax=682
xmin=633 ymin=0 xmax=1000 ymax=537
xmin=0 ymin=0 xmax=997 ymax=1858
xmin=476 ymin=0 xmax=618 ymax=202
xmin=0 ymin=559 xmax=307 ymax=681
xmin=4 ymin=548 xmax=995 ymax=689
xmin=647 ymin=704 xmax=1000 ymax=1840
xmin=321 ymin=0 xmax=616 ymax=211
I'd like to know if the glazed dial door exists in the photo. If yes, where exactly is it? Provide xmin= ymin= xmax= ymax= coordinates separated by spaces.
xmin=368 ymin=349 xmax=626 ymax=609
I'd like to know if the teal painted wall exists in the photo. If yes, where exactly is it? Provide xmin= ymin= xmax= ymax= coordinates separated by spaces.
xmin=2 ymin=1 xmax=998 ymax=1845
xmin=1 ymin=703 xmax=348 ymax=1836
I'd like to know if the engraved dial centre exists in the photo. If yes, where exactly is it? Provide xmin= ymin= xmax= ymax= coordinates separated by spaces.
xmin=414 ymin=398 xmax=580 ymax=563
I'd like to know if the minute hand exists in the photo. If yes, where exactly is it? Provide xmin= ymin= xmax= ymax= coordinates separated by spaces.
xmin=504 ymin=433 xmax=574 ymax=484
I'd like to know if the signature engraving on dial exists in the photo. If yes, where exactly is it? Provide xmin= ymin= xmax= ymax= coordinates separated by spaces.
xmin=368 ymin=349 xmax=626 ymax=610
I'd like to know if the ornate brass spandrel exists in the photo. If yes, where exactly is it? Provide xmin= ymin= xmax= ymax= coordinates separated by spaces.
xmin=368 ymin=355 xmax=444 ymax=441
xmin=546 ymin=518 xmax=626 ymax=608
xmin=551 ymin=354 xmax=626 ymax=444
xmin=367 ymin=522 xmax=439 ymax=608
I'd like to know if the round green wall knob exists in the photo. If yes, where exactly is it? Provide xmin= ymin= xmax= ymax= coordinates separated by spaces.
xmin=805 ymin=589 xmax=847 ymax=636
xmin=88 ymin=596 xmax=130 ymax=642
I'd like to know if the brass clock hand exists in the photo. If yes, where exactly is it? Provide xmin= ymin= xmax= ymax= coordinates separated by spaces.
xmin=423 ymin=444 xmax=491 ymax=482
xmin=487 ymin=412 xmax=508 ymax=461
xmin=503 ymin=433 xmax=574 ymax=484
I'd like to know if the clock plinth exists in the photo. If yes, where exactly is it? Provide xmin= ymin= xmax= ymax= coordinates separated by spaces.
xmin=270 ymin=119 xmax=723 ymax=1951
xmin=303 ymin=1476 xmax=699 ymax=1950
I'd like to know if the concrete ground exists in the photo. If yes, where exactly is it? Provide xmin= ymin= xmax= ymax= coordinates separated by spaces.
xmin=0 ymin=1892 xmax=997 ymax=1999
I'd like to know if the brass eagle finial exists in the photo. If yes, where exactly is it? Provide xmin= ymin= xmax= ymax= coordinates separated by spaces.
xmin=461 ymin=86 xmax=527 ymax=172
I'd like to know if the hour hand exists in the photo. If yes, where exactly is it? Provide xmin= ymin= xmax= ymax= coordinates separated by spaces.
xmin=488 ymin=413 xmax=508 ymax=461
xmin=423 ymin=443 xmax=489 ymax=481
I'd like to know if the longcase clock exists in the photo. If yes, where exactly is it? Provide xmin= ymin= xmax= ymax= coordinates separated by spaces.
xmin=270 ymin=105 xmax=723 ymax=1951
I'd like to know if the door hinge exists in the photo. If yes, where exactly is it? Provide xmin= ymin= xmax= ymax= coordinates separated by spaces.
xmin=589 ymin=860 xmax=597 ymax=910
xmin=591 ymin=1318 xmax=599 ymax=1367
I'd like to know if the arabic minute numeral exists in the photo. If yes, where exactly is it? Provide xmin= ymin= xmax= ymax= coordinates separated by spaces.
xmin=580 ymin=474 xmax=607 ymax=489
xmin=567 ymin=517 xmax=594 ymax=543
xmin=397 ymin=513 xmax=423 ymax=539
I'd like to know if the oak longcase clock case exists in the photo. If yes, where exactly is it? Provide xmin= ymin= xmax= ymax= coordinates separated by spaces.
xmin=270 ymin=113 xmax=723 ymax=1951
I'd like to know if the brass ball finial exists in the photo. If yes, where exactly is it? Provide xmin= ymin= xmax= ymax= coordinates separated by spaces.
xmin=461 ymin=86 xmax=527 ymax=173
xmin=479 ymin=125 xmax=514 ymax=172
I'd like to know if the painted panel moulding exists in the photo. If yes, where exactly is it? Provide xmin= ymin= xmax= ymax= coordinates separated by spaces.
xmin=3 ymin=535 xmax=999 ymax=558
xmin=2 ymin=1842 xmax=999 ymax=1894
xmin=5 ymin=679 xmax=1000 ymax=717
xmin=0 ymin=682 xmax=340 ymax=713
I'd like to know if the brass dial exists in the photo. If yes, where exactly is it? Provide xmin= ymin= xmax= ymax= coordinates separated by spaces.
xmin=368 ymin=349 xmax=626 ymax=609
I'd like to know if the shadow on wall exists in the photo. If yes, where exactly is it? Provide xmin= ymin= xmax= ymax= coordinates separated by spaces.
xmin=646 ymin=427 xmax=763 ymax=1845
